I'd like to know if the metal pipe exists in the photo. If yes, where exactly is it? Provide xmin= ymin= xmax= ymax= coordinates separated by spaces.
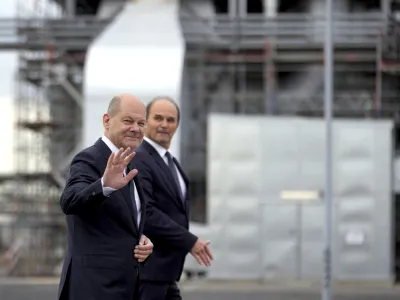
xmin=228 ymin=0 xmax=237 ymax=18
xmin=264 ymin=40 xmax=270 ymax=113
xmin=264 ymin=0 xmax=277 ymax=18
xmin=375 ymin=30 xmax=383 ymax=117
xmin=66 ymin=0 xmax=76 ymax=17
xmin=381 ymin=0 xmax=390 ymax=32
xmin=322 ymin=0 xmax=333 ymax=299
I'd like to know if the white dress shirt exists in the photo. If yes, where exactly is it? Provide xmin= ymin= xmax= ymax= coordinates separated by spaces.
xmin=101 ymin=136 xmax=141 ymax=226
xmin=143 ymin=137 xmax=186 ymax=198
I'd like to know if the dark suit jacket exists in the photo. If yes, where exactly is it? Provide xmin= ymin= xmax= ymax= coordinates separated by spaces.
xmin=134 ymin=139 xmax=197 ymax=283
xmin=58 ymin=138 xmax=146 ymax=300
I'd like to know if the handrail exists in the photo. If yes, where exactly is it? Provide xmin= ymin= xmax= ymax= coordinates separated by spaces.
xmin=181 ymin=12 xmax=385 ymax=23
xmin=0 ymin=13 xmax=387 ymax=50
xmin=0 ymin=17 xmax=111 ymax=50
xmin=180 ymin=12 xmax=386 ymax=46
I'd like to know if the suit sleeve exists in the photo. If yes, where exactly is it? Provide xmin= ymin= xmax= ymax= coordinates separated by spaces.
xmin=60 ymin=151 xmax=107 ymax=215
xmin=137 ymin=161 xmax=198 ymax=253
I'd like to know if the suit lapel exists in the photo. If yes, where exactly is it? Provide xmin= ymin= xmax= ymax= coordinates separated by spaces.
xmin=172 ymin=157 xmax=189 ymax=187
xmin=172 ymin=157 xmax=189 ymax=211
xmin=94 ymin=138 xmax=138 ymax=233
xmin=142 ymin=140 xmax=185 ymax=211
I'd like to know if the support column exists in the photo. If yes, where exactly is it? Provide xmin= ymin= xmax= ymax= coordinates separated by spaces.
xmin=381 ymin=0 xmax=391 ymax=34
xmin=381 ymin=0 xmax=391 ymax=16
xmin=264 ymin=0 xmax=277 ymax=113
xmin=238 ymin=0 xmax=246 ymax=17
xmin=66 ymin=0 xmax=76 ymax=17
xmin=264 ymin=0 xmax=278 ymax=17
xmin=228 ymin=0 xmax=238 ymax=17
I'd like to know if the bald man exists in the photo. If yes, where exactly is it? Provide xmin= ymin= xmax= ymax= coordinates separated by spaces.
xmin=58 ymin=94 xmax=154 ymax=300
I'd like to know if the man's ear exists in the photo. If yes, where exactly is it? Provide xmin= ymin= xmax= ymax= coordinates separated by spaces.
xmin=103 ymin=113 xmax=110 ymax=129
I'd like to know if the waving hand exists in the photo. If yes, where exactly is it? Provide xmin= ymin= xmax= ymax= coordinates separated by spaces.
xmin=102 ymin=147 xmax=138 ymax=189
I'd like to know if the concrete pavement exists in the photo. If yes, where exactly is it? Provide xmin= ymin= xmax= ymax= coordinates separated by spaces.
xmin=0 ymin=278 xmax=399 ymax=300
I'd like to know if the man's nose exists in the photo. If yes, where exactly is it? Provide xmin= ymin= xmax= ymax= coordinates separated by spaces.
xmin=130 ymin=123 xmax=140 ymax=131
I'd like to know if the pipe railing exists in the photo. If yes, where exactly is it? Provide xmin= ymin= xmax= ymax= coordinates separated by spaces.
xmin=180 ymin=12 xmax=386 ymax=47
xmin=0 ymin=17 xmax=110 ymax=50
xmin=0 ymin=13 xmax=391 ymax=50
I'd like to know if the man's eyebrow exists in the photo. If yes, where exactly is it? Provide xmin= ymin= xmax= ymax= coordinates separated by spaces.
xmin=154 ymin=113 xmax=175 ymax=118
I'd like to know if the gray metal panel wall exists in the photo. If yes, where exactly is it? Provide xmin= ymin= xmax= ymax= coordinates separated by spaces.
xmin=394 ymin=158 xmax=400 ymax=193
xmin=333 ymin=121 xmax=393 ymax=280
xmin=206 ymin=116 xmax=263 ymax=279
xmin=206 ymin=115 xmax=393 ymax=281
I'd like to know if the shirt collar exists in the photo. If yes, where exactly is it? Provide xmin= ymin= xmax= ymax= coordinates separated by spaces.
xmin=144 ymin=136 xmax=168 ymax=158
xmin=101 ymin=135 xmax=119 ymax=154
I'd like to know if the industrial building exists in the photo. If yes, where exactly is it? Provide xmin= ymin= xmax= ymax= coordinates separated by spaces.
xmin=0 ymin=0 xmax=399 ymax=281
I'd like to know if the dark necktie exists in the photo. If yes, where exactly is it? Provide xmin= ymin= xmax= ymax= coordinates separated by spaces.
xmin=126 ymin=163 xmax=138 ymax=223
xmin=165 ymin=152 xmax=184 ymax=201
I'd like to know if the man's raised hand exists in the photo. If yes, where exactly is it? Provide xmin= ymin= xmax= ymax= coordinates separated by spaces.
xmin=102 ymin=148 xmax=138 ymax=189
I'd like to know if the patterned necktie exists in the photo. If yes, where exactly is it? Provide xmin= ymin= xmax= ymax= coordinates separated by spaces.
xmin=165 ymin=152 xmax=184 ymax=201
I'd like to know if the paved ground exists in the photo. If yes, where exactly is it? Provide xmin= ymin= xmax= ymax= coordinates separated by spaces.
xmin=0 ymin=278 xmax=399 ymax=300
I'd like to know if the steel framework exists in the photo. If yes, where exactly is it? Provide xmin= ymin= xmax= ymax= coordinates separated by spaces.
xmin=179 ymin=9 xmax=400 ymax=222
xmin=0 ymin=0 xmax=110 ymax=276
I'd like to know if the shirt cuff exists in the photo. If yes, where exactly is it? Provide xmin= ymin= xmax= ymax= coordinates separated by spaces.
xmin=101 ymin=177 xmax=117 ymax=197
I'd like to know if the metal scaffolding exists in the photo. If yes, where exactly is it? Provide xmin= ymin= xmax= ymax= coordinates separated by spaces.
xmin=0 ymin=0 xmax=110 ymax=276
xmin=181 ymin=12 xmax=388 ymax=115
xmin=377 ymin=17 xmax=400 ymax=119
xmin=179 ymin=10 xmax=400 ymax=222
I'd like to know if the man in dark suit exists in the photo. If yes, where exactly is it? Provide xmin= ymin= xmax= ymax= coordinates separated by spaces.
xmin=135 ymin=96 xmax=213 ymax=300
xmin=58 ymin=94 xmax=155 ymax=300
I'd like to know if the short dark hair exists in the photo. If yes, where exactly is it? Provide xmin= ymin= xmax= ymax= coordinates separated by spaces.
xmin=107 ymin=96 xmax=122 ymax=117
xmin=146 ymin=96 xmax=180 ymax=123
